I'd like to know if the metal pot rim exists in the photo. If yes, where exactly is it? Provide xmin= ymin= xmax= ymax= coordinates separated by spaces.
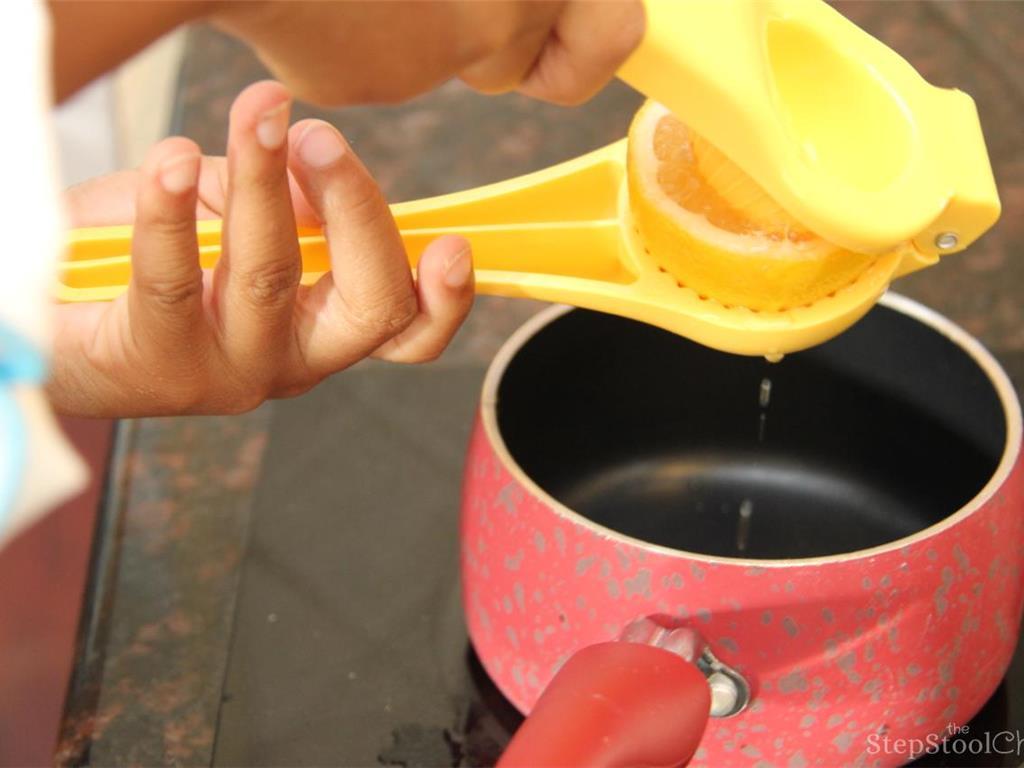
xmin=479 ymin=293 xmax=1023 ymax=568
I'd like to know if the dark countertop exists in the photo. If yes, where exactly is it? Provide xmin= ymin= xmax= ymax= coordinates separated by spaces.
xmin=58 ymin=2 xmax=1024 ymax=765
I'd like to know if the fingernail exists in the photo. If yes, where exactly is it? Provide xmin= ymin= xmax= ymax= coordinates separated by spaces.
xmin=256 ymin=100 xmax=290 ymax=151
xmin=159 ymin=153 xmax=200 ymax=195
xmin=298 ymin=122 xmax=345 ymax=168
xmin=443 ymin=247 xmax=472 ymax=288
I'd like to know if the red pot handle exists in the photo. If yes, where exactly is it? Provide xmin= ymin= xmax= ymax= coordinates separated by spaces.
xmin=497 ymin=641 xmax=711 ymax=768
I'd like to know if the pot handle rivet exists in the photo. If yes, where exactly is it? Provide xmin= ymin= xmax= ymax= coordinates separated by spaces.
xmin=708 ymin=671 xmax=739 ymax=717
xmin=621 ymin=617 xmax=751 ymax=717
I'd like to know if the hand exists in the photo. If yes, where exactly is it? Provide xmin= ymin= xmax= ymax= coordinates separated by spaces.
xmin=50 ymin=2 xmax=644 ymax=107
xmin=50 ymin=81 xmax=475 ymax=417
xmin=212 ymin=0 xmax=645 ymax=106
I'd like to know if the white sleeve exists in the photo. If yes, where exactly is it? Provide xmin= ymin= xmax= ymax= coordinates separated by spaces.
xmin=3 ymin=0 xmax=63 ymax=351
xmin=0 ymin=0 xmax=87 ymax=550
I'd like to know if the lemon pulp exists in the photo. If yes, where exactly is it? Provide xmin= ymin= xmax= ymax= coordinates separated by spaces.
xmin=627 ymin=101 xmax=877 ymax=312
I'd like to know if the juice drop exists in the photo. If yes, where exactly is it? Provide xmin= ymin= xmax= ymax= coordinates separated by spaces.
xmin=758 ymin=378 xmax=772 ymax=408
xmin=736 ymin=499 xmax=754 ymax=552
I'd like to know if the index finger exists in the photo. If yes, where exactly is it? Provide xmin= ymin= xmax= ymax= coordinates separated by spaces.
xmin=128 ymin=137 xmax=205 ymax=346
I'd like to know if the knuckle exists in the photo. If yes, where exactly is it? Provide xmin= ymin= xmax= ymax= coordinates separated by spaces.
xmin=479 ymin=5 xmax=539 ymax=52
xmin=219 ymin=382 xmax=269 ymax=415
xmin=138 ymin=272 xmax=203 ymax=307
xmin=522 ymin=63 xmax=589 ymax=106
xmin=410 ymin=346 xmax=443 ymax=365
xmin=598 ymin=37 xmax=640 ymax=76
xmin=459 ymin=60 xmax=518 ymax=95
xmin=232 ymin=162 xmax=289 ymax=196
xmin=140 ymin=211 xmax=198 ymax=242
xmin=240 ymin=259 xmax=301 ymax=306
xmin=358 ymin=81 xmax=425 ymax=106
xmin=347 ymin=188 xmax=387 ymax=225
xmin=582 ymin=6 xmax=645 ymax=72
xmin=164 ymin=381 xmax=205 ymax=414
xmin=333 ymin=176 xmax=389 ymax=228
xmin=481 ymin=30 xmax=516 ymax=57
xmin=461 ymin=16 xmax=510 ymax=58
xmin=343 ymin=291 xmax=418 ymax=342
xmin=146 ymin=363 xmax=208 ymax=415
xmin=265 ymin=352 xmax=319 ymax=401
xmin=230 ymin=392 xmax=266 ymax=415
xmin=619 ymin=2 xmax=647 ymax=51
xmin=381 ymin=339 xmax=443 ymax=366
xmin=547 ymin=83 xmax=590 ymax=107
xmin=270 ymin=380 xmax=317 ymax=400
xmin=286 ymin=71 xmax=423 ymax=106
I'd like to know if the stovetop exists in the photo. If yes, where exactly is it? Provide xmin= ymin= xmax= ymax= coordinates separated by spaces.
xmin=210 ymin=366 xmax=510 ymax=766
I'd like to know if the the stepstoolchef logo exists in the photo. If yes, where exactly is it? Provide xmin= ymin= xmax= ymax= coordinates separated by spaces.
xmin=867 ymin=722 xmax=1024 ymax=758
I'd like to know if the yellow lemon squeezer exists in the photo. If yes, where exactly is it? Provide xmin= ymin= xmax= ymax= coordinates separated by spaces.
xmin=60 ymin=0 xmax=1000 ymax=356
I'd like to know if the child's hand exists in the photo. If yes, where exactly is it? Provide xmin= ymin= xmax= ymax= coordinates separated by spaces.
xmin=49 ymin=82 xmax=474 ymax=417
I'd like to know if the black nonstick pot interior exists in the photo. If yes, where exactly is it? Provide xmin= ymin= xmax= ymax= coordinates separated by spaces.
xmin=495 ymin=300 xmax=1008 ymax=559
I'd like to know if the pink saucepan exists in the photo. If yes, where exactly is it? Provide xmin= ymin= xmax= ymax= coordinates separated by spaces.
xmin=460 ymin=293 xmax=1024 ymax=767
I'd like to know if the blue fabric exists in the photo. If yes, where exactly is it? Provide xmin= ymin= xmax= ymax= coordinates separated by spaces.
xmin=0 ymin=324 xmax=44 ymax=536
xmin=0 ymin=324 xmax=46 ymax=384
xmin=0 ymin=385 xmax=26 ymax=535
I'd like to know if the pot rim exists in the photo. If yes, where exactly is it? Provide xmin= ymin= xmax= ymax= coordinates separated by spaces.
xmin=479 ymin=293 xmax=1023 ymax=568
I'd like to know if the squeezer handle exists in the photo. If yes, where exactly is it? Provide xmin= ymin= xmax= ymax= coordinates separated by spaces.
xmin=58 ymin=142 xmax=631 ymax=304
xmin=619 ymin=0 xmax=999 ymax=255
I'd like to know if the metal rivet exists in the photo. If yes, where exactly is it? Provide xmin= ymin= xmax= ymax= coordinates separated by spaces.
xmin=708 ymin=671 xmax=739 ymax=717
xmin=935 ymin=232 xmax=959 ymax=251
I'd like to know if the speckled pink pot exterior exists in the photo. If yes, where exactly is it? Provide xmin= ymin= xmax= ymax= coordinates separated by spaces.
xmin=461 ymin=298 xmax=1024 ymax=768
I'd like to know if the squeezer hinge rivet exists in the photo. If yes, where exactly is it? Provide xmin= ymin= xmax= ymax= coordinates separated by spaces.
xmin=935 ymin=232 xmax=959 ymax=251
